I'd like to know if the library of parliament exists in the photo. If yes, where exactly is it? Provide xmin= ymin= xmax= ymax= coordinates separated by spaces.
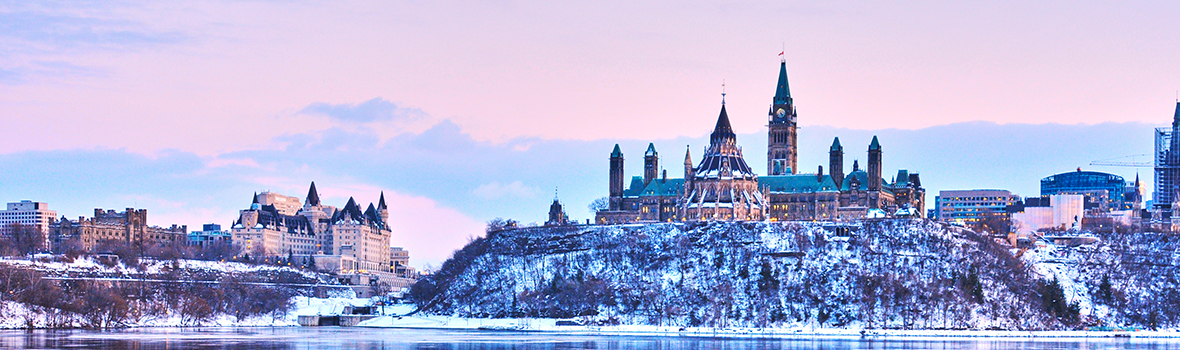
xmin=595 ymin=60 xmax=926 ymax=224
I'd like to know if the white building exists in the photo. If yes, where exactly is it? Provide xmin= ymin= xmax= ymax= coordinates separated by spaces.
xmin=0 ymin=200 xmax=57 ymax=236
xmin=1012 ymin=194 xmax=1085 ymax=233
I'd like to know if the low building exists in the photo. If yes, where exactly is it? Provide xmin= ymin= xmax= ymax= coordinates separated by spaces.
xmin=935 ymin=189 xmax=1020 ymax=224
xmin=1011 ymin=194 xmax=1085 ymax=233
xmin=390 ymin=247 xmax=416 ymax=278
xmin=188 ymin=223 xmax=232 ymax=247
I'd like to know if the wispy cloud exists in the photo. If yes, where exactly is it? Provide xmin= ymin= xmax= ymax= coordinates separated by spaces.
xmin=0 ymin=3 xmax=187 ymax=84
xmin=0 ymin=120 xmax=1159 ymax=266
xmin=473 ymin=181 xmax=540 ymax=200
xmin=299 ymin=98 xmax=427 ymax=124
xmin=0 ymin=9 xmax=187 ymax=54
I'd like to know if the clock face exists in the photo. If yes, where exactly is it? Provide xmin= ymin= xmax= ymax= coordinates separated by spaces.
xmin=776 ymin=108 xmax=786 ymax=117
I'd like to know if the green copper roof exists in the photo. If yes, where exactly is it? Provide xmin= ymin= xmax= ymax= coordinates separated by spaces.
xmin=773 ymin=61 xmax=791 ymax=105
xmin=841 ymin=170 xmax=893 ymax=194
xmin=841 ymin=170 xmax=868 ymax=191
xmin=645 ymin=143 xmax=657 ymax=156
xmin=760 ymin=174 xmax=839 ymax=193
xmin=869 ymin=136 xmax=881 ymax=151
xmin=611 ymin=144 xmax=623 ymax=157
xmin=623 ymin=176 xmax=646 ymax=196
xmin=830 ymin=137 xmax=842 ymax=151
xmin=894 ymin=170 xmax=909 ymax=187
xmin=639 ymin=178 xmax=685 ymax=197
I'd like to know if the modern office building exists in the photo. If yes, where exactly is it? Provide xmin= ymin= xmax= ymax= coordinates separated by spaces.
xmin=0 ymin=201 xmax=57 ymax=236
xmin=1041 ymin=169 xmax=1139 ymax=211
xmin=935 ymin=189 xmax=1020 ymax=223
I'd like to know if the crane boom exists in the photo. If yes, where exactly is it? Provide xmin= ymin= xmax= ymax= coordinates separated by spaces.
xmin=1089 ymin=161 xmax=1151 ymax=167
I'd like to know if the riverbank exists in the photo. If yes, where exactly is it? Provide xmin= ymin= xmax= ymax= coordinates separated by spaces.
xmin=357 ymin=315 xmax=1180 ymax=339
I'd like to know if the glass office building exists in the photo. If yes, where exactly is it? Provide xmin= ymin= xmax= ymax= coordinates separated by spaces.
xmin=1041 ymin=170 xmax=1132 ymax=210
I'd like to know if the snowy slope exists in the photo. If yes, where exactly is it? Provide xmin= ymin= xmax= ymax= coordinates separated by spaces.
xmin=413 ymin=219 xmax=1170 ymax=331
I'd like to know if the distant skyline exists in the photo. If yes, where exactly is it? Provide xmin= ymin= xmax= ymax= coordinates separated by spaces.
xmin=2 ymin=1 xmax=1178 ymax=268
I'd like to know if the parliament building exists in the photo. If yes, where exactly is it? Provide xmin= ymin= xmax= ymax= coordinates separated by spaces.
xmin=595 ymin=60 xmax=925 ymax=224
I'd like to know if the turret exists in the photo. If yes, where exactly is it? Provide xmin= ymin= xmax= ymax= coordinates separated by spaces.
xmin=378 ymin=191 xmax=388 ymax=222
xmin=306 ymin=181 xmax=321 ymax=207
xmin=644 ymin=143 xmax=658 ymax=187
xmin=868 ymin=136 xmax=882 ymax=192
xmin=829 ymin=137 xmax=844 ymax=187
xmin=609 ymin=144 xmax=625 ymax=210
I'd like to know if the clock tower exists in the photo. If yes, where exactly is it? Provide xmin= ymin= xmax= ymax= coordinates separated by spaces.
xmin=768 ymin=59 xmax=798 ymax=175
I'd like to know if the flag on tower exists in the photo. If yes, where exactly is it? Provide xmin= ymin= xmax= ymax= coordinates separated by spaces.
xmin=778 ymin=51 xmax=784 ymax=56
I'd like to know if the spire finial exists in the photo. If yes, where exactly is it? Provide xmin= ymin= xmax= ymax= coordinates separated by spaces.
xmin=721 ymin=80 xmax=726 ymax=105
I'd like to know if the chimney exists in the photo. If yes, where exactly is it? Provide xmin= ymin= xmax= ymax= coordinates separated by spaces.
xmin=817 ymin=165 xmax=824 ymax=183
xmin=662 ymin=169 xmax=667 ymax=182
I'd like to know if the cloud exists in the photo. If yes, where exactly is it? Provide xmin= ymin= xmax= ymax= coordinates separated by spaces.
xmin=0 ymin=4 xmax=186 ymax=84
xmin=473 ymin=181 xmax=540 ymax=200
xmin=0 ymin=9 xmax=187 ymax=54
xmin=299 ymin=98 xmax=427 ymax=124
xmin=383 ymin=191 xmax=485 ymax=270
xmin=0 ymin=120 xmax=1160 ymax=268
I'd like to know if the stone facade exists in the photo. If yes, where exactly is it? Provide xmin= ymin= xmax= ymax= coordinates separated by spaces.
xmin=54 ymin=208 xmax=187 ymax=250
xmin=230 ymin=182 xmax=395 ymax=273
xmin=596 ymin=60 xmax=926 ymax=224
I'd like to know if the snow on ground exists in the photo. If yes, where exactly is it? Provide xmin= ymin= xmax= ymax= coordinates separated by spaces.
xmin=357 ymin=314 xmax=1180 ymax=339
xmin=1021 ymin=242 xmax=1095 ymax=316
xmin=0 ymin=256 xmax=321 ymax=281
xmin=0 ymin=293 xmax=414 ymax=329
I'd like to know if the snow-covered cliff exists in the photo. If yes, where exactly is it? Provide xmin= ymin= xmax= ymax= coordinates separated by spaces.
xmin=412 ymin=219 xmax=1179 ymax=330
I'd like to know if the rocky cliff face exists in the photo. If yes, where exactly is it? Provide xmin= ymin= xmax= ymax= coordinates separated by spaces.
xmin=411 ymin=219 xmax=1176 ymax=330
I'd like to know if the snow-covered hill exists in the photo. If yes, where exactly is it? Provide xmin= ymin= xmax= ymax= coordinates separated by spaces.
xmin=412 ymin=219 xmax=1179 ymax=331
xmin=0 ymin=256 xmax=344 ymax=329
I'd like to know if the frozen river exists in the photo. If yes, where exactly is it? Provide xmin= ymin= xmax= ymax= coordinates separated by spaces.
xmin=2 ymin=327 xmax=1179 ymax=349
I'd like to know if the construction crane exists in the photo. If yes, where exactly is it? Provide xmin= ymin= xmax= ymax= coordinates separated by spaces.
xmin=1090 ymin=154 xmax=1152 ymax=168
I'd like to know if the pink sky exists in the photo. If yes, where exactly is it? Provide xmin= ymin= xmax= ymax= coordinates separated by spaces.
xmin=4 ymin=1 xmax=1179 ymax=155
xmin=2 ymin=1 xmax=1178 ymax=268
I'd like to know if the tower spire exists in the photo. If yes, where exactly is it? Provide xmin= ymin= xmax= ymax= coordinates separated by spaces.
xmin=1173 ymin=101 xmax=1180 ymax=128
xmin=721 ymin=80 xmax=726 ymax=105
xmin=306 ymin=181 xmax=321 ymax=206
xmin=773 ymin=60 xmax=791 ymax=104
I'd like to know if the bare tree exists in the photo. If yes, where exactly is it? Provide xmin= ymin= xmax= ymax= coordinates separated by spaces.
xmin=587 ymin=197 xmax=609 ymax=215
xmin=1 ymin=223 xmax=46 ymax=256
